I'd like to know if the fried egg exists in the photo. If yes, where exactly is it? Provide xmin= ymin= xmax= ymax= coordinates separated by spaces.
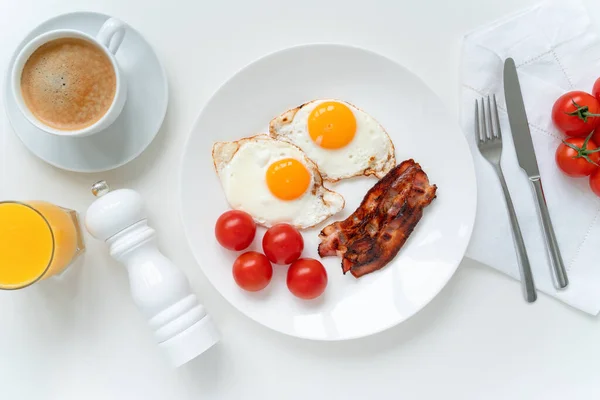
xmin=212 ymin=135 xmax=345 ymax=229
xmin=270 ymin=99 xmax=396 ymax=182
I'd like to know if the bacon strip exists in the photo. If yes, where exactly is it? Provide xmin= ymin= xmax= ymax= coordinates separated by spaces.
xmin=318 ymin=159 xmax=437 ymax=278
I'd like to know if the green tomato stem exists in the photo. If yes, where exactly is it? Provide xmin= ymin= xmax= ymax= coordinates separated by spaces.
xmin=563 ymin=131 xmax=600 ymax=167
xmin=566 ymin=99 xmax=600 ymax=123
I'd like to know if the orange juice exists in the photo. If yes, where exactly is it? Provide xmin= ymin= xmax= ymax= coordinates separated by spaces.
xmin=0 ymin=201 xmax=83 ymax=289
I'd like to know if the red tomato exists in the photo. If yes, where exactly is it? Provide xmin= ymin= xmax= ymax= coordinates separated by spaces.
xmin=215 ymin=210 xmax=256 ymax=251
xmin=592 ymin=129 xmax=600 ymax=148
xmin=593 ymin=77 xmax=600 ymax=101
xmin=555 ymin=136 xmax=600 ymax=177
xmin=232 ymin=251 xmax=273 ymax=292
xmin=287 ymin=258 xmax=327 ymax=300
xmin=262 ymin=223 xmax=304 ymax=264
xmin=590 ymin=169 xmax=600 ymax=197
xmin=592 ymin=76 xmax=600 ymax=145
xmin=552 ymin=91 xmax=600 ymax=137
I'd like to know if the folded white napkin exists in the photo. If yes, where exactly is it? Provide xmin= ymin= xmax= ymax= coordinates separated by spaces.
xmin=460 ymin=0 xmax=600 ymax=314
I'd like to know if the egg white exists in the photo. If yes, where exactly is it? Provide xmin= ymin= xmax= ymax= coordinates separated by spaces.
xmin=212 ymin=135 xmax=345 ymax=229
xmin=269 ymin=99 xmax=396 ymax=182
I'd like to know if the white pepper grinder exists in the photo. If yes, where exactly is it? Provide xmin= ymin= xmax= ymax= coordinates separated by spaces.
xmin=85 ymin=180 xmax=219 ymax=367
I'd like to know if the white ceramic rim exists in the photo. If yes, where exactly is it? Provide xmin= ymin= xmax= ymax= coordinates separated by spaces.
xmin=179 ymin=43 xmax=477 ymax=341
xmin=11 ymin=29 xmax=123 ymax=137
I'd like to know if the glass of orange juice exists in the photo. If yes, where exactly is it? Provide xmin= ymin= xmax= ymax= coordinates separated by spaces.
xmin=0 ymin=201 xmax=85 ymax=290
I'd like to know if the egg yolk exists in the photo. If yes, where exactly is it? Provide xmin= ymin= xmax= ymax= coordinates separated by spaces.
xmin=266 ymin=158 xmax=311 ymax=201
xmin=308 ymin=101 xmax=357 ymax=149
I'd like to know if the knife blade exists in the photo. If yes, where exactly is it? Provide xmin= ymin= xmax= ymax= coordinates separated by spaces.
xmin=503 ymin=58 xmax=540 ymax=178
xmin=503 ymin=57 xmax=568 ymax=289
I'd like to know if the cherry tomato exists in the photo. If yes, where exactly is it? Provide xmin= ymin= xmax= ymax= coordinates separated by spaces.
xmin=592 ymin=76 xmax=600 ymax=145
xmin=592 ymin=129 xmax=600 ymax=148
xmin=232 ymin=251 xmax=273 ymax=292
xmin=590 ymin=169 xmax=600 ymax=197
xmin=287 ymin=258 xmax=327 ymax=300
xmin=593 ymin=77 xmax=600 ymax=101
xmin=262 ymin=223 xmax=304 ymax=264
xmin=555 ymin=135 xmax=600 ymax=177
xmin=552 ymin=91 xmax=600 ymax=137
xmin=215 ymin=210 xmax=256 ymax=251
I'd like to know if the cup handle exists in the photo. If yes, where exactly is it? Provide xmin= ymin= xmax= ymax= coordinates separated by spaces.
xmin=97 ymin=18 xmax=127 ymax=54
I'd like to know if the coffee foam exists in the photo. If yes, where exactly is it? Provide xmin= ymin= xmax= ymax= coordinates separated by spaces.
xmin=20 ymin=37 xmax=117 ymax=131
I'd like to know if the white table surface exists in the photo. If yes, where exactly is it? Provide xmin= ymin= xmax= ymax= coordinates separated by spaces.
xmin=2 ymin=0 xmax=600 ymax=399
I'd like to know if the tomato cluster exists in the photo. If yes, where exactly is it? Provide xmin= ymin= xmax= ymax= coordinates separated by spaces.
xmin=552 ymin=79 xmax=600 ymax=196
xmin=215 ymin=210 xmax=327 ymax=299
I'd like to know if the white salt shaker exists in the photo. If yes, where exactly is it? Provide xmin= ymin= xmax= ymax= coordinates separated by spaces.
xmin=85 ymin=180 xmax=219 ymax=367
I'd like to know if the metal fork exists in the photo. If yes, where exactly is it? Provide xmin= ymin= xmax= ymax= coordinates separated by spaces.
xmin=475 ymin=95 xmax=537 ymax=303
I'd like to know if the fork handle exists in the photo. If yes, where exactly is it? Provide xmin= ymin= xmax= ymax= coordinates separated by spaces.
xmin=495 ymin=167 xmax=537 ymax=302
xmin=529 ymin=177 xmax=569 ymax=289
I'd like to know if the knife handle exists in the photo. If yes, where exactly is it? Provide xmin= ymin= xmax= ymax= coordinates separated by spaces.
xmin=530 ymin=177 xmax=569 ymax=289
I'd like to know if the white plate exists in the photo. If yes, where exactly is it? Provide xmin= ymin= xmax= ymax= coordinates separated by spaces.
xmin=180 ymin=44 xmax=477 ymax=340
xmin=3 ymin=12 xmax=168 ymax=173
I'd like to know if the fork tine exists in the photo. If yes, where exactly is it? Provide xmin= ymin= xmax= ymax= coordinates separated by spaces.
xmin=487 ymin=96 xmax=495 ymax=140
xmin=492 ymin=94 xmax=502 ymax=138
xmin=475 ymin=99 xmax=482 ymax=143
xmin=480 ymin=98 xmax=488 ymax=142
xmin=486 ymin=96 xmax=496 ymax=141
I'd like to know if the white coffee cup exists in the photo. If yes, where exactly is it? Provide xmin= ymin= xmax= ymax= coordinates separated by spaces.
xmin=11 ymin=18 xmax=128 ymax=137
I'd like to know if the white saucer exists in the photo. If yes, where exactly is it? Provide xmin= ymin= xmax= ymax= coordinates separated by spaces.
xmin=4 ymin=12 xmax=168 ymax=173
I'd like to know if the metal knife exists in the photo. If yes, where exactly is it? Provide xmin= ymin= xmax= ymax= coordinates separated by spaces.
xmin=503 ymin=58 xmax=568 ymax=289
